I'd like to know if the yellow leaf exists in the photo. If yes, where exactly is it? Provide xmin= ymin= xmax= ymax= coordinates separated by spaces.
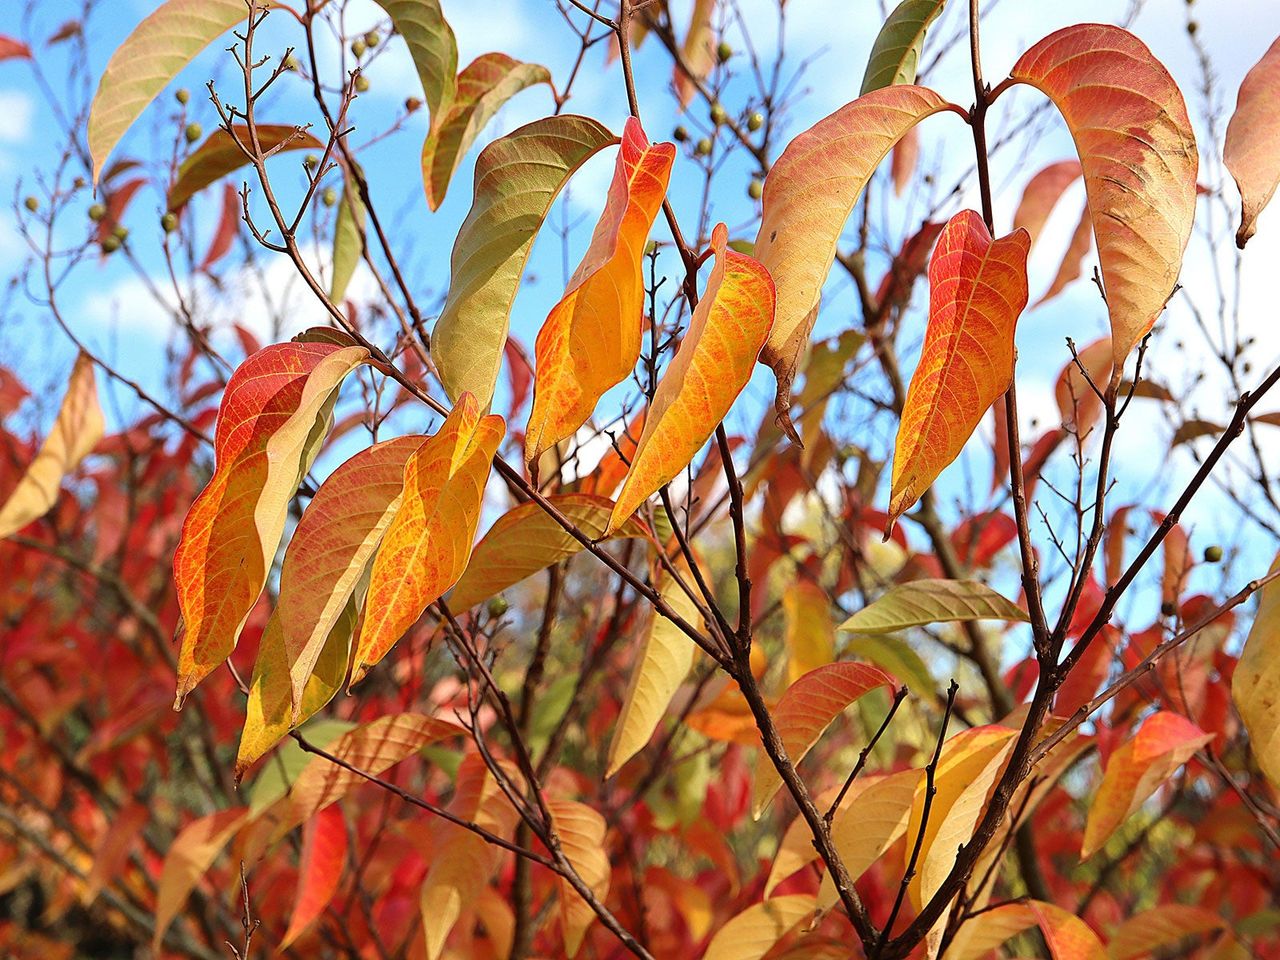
xmin=1233 ymin=551 xmax=1280 ymax=788
xmin=152 ymin=807 xmax=248 ymax=950
xmin=781 ymin=580 xmax=837 ymax=686
xmin=703 ymin=894 xmax=815 ymax=960
xmin=546 ymin=798 xmax=610 ymax=957
xmin=818 ymin=769 xmax=921 ymax=910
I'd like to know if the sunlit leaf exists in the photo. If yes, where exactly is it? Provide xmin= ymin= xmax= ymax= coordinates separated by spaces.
xmin=861 ymin=0 xmax=946 ymax=94
xmin=1010 ymin=24 xmax=1198 ymax=372
xmin=1012 ymin=159 xmax=1082 ymax=244
xmin=781 ymin=580 xmax=836 ymax=687
xmin=1224 ymin=36 xmax=1280 ymax=247
xmin=843 ymin=633 xmax=933 ymax=693
xmin=608 ymin=223 xmax=774 ymax=531
xmin=87 ymin=0 xmax=246 ymax=183
xmin=351 ymin=398 xmax=502 ymax=683
xmin=752 ymin=661 xmax=895 ymax=816
xmin=1232 ymin=552 xmax=1280 ymax=788
xmin=172 ymin=339 xmax=368 ymax=705
xmin=449 ymin=493 xmax=649 ymax=611
xmin=153 ymin=807 xmax=248 ymax=950
xmin=421 ymin=53 xmax=551 ymax=210
xmin=1108 ymin=904 xmax=1225 ymax=960
xmin=674 ymin=0 xmax=716 ymax=108
xmin=703 ymin=894 xmax=815 ymax=960
xmin=1034 ymin=202 xmax=1092 ymax=308
xmin=0 ymin=352 xmax=103 ymax=539
xmin=754 ymin=85 xmax=952 ymax=435
xmin=886 ymin=209 xmax=1030 ymax=529
xmin=838 ymin=578 xmax=1027 ymax=634
xmin=546 ymin=797 xmax=610 ymax=957
xmin=947 ymin=899 xmax=1105 ymax=960
xmin=280 ymin=805 xmax=348 ymax=949
xmin=1081 ymin=710 xmax=1212 ymax=858
xmin=167 ymin=124 xmax=324 ymax=210
xmin=525 ymin=117 xmax=674 ymax=467
xmin=1054 ymin=336 xmax=1111 ymax=436
xmin=817 ymin=769 xmax=920 ymax=909
xmin=432 ymin=115 xmax=617 ymax=408
xmin=375 ymin=0 xmax=457 ymax=123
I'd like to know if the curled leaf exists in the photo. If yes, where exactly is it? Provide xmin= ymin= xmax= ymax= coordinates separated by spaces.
xmin=167 ymin=124 xmax=324 ymax=210
xmin=375 ymin=0 xmax=457 ymax=124
xmin=1224 ymin=36 xmax=1280 ymax=247
xmin=861 ymin=0 xmax=947 ymax=94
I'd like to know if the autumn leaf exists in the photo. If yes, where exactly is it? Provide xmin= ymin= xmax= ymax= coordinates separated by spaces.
xmin=81 ymin=804 xmax=149 ymax=907
xmin=351 ymin=395 xmax=503 ymax=683
xmin=0 ymin=36 xmax=31 ymax=61
xmin=1231 ymin=552 xmax=1280 ymax=788
xmin=1012 ymin=159 xmax=1082 ymax=244
xmin=674 ymin=0 xmax=716 ymax=108
xmin=781 ymin=580 xmax=836 ymax=687
xmin=817 ymin=769 xmax=921 ymax=910
xmin=330 ymin=181 xmax=365 ymax=302
xmin=891 ymin=127 xmax=920 ymax=196
xmin=153 ymin=806 xmax=248 ymax=950
xmin=886 ymin=209 xmax=1030 ymax=528
xmin=375 ymin=0 xmax=457 ymax=125
xmin=861 ymin=0 xmax=947 ymax=94
xmin=172 ymin=339 xmax=369 ymax=706
xmin=448 ymin=493 xmax=649 ymax=611
xmin=198 ymin=183 xmax=239 ymax=272
xmin=752 ymin=661 xmax=896 ymax=816
xmin=432 ymin=115 xmax=617 ymax=409
xmin=87 ymin=0 xmax=247 ymax=183
xmin=167 ymin=124 xmax=324 ymax=210
xmin=838 ymin=578 xmax=1027 ymax=634
xmin=0 ymin=352 xmax=103 ymax=539
xmin=1107 ymin=905 xmax=1225 ymax=960
xmin=1035 ymin=202 xmax=1092 ymax=308
xmin=946 ymin=899 xmax=1105 ymax=960
xmin=1009 ymin=23 xmax=1198 ymax=373
xmin=546 ymin=798 xmax=611 ymax=957
xmin=421 ymin=53 xmax=551 ymax=210
xmin=606 ymin=567 xmax=703 ymax=776
xmin=280 ymin=805 xmax=348 ymax=949
xmin=703 ymin=894 xmax=815 ymax=960
xmin=607 ymin=222 xmax=775 ymax=533
xmin=754 ymin=85 xmax=953 ymax=435
xmin=525 ymin=118 xmax=675 ymax=467
xmin=1054 ymin=336 xmax=1111 ymax=436
xmin=1081 ymin=710 xmax=1212 ymax=858
xmin=1224 ymin=37 xmax=1280 ymax=247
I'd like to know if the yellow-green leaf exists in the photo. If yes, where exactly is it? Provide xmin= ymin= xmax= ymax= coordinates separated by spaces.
xmin=861 ymin=0 xmax=947 ymax=94
xmin=375 ymin=0 xmax=457 ymax=125
xmin=838 ymin=578 xmax=1027 ymax=634
xmin=1233 ymin=551 xmax=1280 ymax=787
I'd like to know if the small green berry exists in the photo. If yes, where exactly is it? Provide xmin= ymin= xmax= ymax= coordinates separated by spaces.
xmin=354 ymin=74 xmax=370 ymax=93
xmin=161 ymin=212 xmax=178 ymax=233
xmin=175 ymin=87 xmax=190 ymax=105
xmin=694 ymin=137 xmax=712 ymax=157
xmin=304 ymin=153 xmax=320 ymax=169
xmin=321 ymin=187 xmax=337 ymax=207
xmin=87 ymin=203 xmax=107 ymax=222
xmin=23 ymin=196 xmax=38 ymax=213
xmin=350 ymin=37 xmax=367 ymax=58
xmin=1203 ymin=545 xmax=1223 ymax=563
xmin=364 ymin=30 xmax=381 ymax=48
xmin=747 ymin=178 xmax=763 ymax=200
xmin=673 ymin=125 xmax=690 ymax=143
xmin=716 ymin=40 xmax=732 ymax=63
xmin=112 ymin=224 xmax=129 ymax=241
xmin=184 ymin=122 xmax=202 ymax=144
xmin=101 ymin=234 xmax=121 ymax=254
xmin=709 ymin=102 xmax=727 ymax=126
xmin=747 ymin=111 xmax=764 ymax=132
xmin=487 ymin=596 xmax=509 ymax=618
xmin=645 ymin=239 xmax=659 ymax=256
xmin=1160 ymin=600 xmax=1177 ymax=617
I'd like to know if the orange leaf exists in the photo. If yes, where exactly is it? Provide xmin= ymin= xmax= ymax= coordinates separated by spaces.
xmin=817 ymin=768 xmax=920 ymax=910
xmin=674 ymin=0 xmax=716 ymax=109
xmin=1081 ymin=710 xmax=1212 ymax=858
xmin=280 ymin=804 xmax=348 ymax=949
xmin=1034 ymin=201 xmax=1092 ymax=308
xmin=891 ymin=126 xmax=919 ymax=197
xmin=546 ymin=797 xmax=610 ymax=957
xmin=1012 ymin=159 xmax=1082 ymax=244
xmin=172 ymin=339 xmax=368 ymax=705
xmin=948 ymin=899 xmax=1104 ymax=960
xmin=153 ymin=807 xmax=249 ymax=950
xmin=703 ymin=894 xmax=815 ymax=960
xmin=754 ymin=85 xmax=953 ymax=434
xmin=167 ymin=124 xmax=324 ymax=210
xmin=751 ymin=661 xmax=896 ymax=816
xmin=448 ymin=493 xmax=649 ymax=612
xmin=1224 ymin=37 xmax=1280 ymax=247
xmin=352 ymin=395 xmax=503 ymax=682
xmin=81 ymin=803 xmax=149 ymax=907
xmin=1108 ymin=904 xmax=1225 ymax=960
xmin=887 ymin=209 xmax=1030 ymax=528
xmin=1054 ymin=335 xmax=1111 ymax=436
xmin=1010 ymin=24 xmax=1198 ymax=373
xmin=781 ymin=580 xmax=836 ymax=687
xmin=607 ymin=222 xmax=775 ymax=533
xmin=0 ymin=352 xmax=103 ymax=539
xmin=524 ymin=117 xmax=674 ymax=467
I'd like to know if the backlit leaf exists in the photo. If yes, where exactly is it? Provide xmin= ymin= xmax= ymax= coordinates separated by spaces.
xmin=752 ymin=661 xmax=896 ymax=816
xmin=1054 ymin=336 xmax=1111 ymax=436
xmin=608 ymin=222 xmax=775 ymax=533
xmin=606 ymin=566 xmax=703 ymax=776
xmin=1108 ymin=905 xmax=1225 ymax=960
xmin=886 ymin=209 xmax=1030 ymax=528
xmin=167 ymin=124 xmax=324 ymax=210
xmin=153 ymin=807 xmax=248 ymax=950
xmin=448 ymin=493 xmax=649 ymax=611
xmin=198 ymin=182 xmax=239 ymax=272
xmin=818 ymin=769 xmax=920 ymax=909
xmin=172 ymin=340 xmax=368 ymax=705
xmin=754 ymin=85 xmax=952 ymax=433
xmin=375 ymin=0 xmax=457 ymax=125
xmin=1012 ymin=159 xmax=1082 ymax=244
xmin=1224 ymin=37 xmax=1280 ymax=247
xmin=674 ymin=0 xmax=715 ymax=108
xmin=352 ymin=395 xmax=503 ymax=682
xmin=1231 ymin=551 xmax=1280 ymax=788
xmin=947 ymin=900 xmax=1105 ymax=960
xmin=525 ymin=118 xmax=674 ymax=467
xmin=546 ymin=798 xmax=610 ymax=957
xmin=1010 ymin=24 xmax=1198 ymax=372
xmin=861 ymin=0 xmax=947 ymax=94
xmin=0 ymin=352 xmax=103 ymax=539
xmin=838 ymin=578 xmax=1027 ymax=634
xmin=1034 ymin=202 xmax=1092 ymax=308
xmin=781 ymin=580 xmax=836 ymax=687
xmin=0 ymin=36 xmax=31 ymax=61
xmin=421 ymin=53 xmax=551 ymax=210
xmin=432 ymin=115 xmax=617 ymax=408
xmin=87 ymin=0 xmax=246 ymax=183
xmin=1081 ymin=710 xmax=1212 ymax=858
xmin=280 ymin=805 xmax=348 ymax=949
xmin=703 ymin=894 xmax=815 ymax=960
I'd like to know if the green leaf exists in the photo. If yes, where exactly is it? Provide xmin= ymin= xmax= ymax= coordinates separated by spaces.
xmin=844 ymin=633 xmax=933 ymax=692
xmin=838 ymin=578 xmax=1027 ymax=634
xmin=422 ymin=53 xmax=552 ymax=210
xmin=861 ymin=0 xmax=947 ymax=94
xmin=330 ymin=182 xmax=366 ymax=303
xmin=432 ymin=115 xmax=617 ymax=408
xmin=167 ymin=124 xmax=324 ymax=210
xmin=374 ymin=0 xmax=458 ymax=123
xmin=88 ymin=0 xmax=247 ymax=184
